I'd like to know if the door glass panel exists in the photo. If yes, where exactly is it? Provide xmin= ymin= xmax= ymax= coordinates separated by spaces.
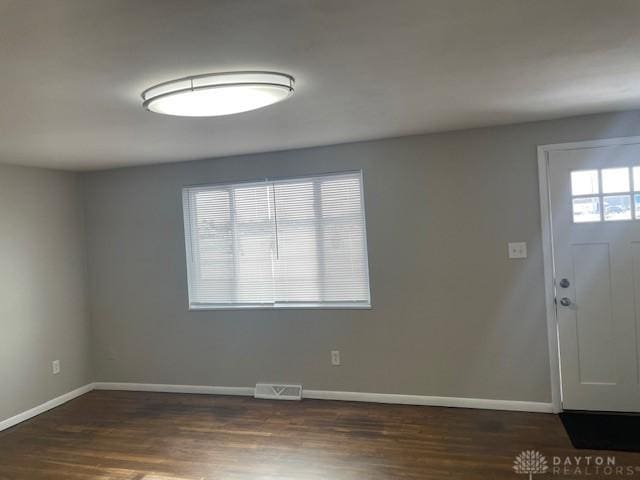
xmin=571 ymin=170 xmax=599 ymax=195
xmin=603 ymin=195 xmax=631 ymax=221
xmin=602 ymin=167 xmax=630 ymax=193
xmin=633 ymin=167 xmax=640 ymax=191
xmin=573 ymin=197 xmax=601 ymax=223
xmin=635 ymin=194 xmax=640 ymax=218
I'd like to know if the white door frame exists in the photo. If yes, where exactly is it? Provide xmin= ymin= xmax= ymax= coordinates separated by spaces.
xmin=538 ymin=135 xmax=640 ymax=414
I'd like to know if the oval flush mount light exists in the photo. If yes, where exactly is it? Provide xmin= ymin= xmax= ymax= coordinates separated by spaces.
xmin=141 ymin=71 xmax=294 ymax=117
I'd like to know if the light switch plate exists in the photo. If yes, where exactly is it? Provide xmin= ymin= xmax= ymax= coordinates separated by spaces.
xmin=331 ymin=350 xmax=341 ymax=366
xmin=508 ymin=242 xmax=527 ymax=259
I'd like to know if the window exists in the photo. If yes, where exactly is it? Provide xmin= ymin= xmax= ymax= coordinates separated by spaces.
xmin=570 ymin=167 xmax=639 ymax=223
xmin=182 ymin=171 xmax=371 ymax=309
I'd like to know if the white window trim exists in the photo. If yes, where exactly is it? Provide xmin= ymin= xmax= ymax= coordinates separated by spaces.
xmin=182 ymin=170 xmax=372 ymax=311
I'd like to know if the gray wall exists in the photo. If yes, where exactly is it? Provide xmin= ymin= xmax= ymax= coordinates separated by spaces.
xmin=0 ymin=164 xmax=90 ymax=421
xmin=84 ymin=110 xmax=640 ymax=403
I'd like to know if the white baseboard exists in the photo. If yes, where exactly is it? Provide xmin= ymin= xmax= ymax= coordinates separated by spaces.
xmin=92 ymin=382 xmax=254 ymax=397
xmin=93 ymin=382 xmax=553 ymax=413
xmin=0 ymin=383 xmax=94 ymax=432
xmin=303 ymin=389 xmax=554 ymax=413
xmin=0 ymin=382 xmax=553 ymax=431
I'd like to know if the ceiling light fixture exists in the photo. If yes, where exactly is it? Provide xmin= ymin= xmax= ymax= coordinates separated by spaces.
xmin=141 ymin=71 xmax=294 ymax=117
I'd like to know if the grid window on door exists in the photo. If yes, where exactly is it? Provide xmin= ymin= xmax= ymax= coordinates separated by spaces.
xmin=570 ymin=167 xmax=640 ymax=223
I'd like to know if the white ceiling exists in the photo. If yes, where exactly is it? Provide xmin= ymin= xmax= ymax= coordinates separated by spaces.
xmin=2 ymin=0 xmax=640 ymax=170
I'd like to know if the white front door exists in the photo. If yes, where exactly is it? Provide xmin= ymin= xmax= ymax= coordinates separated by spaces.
xmin=549 ymin=143 xmax=640 ymax=412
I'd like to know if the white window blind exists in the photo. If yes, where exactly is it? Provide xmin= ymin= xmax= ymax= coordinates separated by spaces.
xmin=182 ymin=171 xmax=371 ymax=309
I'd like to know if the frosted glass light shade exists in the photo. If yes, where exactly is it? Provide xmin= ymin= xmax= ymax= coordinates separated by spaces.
xmin=142 ymin=72 xmax=294 ymax=117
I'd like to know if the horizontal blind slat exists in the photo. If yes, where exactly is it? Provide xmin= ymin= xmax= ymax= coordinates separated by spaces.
xmin=183 ymin=171 xmax=371 ymax=308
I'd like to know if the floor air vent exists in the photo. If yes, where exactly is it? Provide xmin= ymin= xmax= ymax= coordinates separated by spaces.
xmin=255 ymin=383 xmax=303 ymax=401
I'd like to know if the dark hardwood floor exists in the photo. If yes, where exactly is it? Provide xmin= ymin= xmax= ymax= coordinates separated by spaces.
xmin=1 ymin=391 xmax=639 ymax=479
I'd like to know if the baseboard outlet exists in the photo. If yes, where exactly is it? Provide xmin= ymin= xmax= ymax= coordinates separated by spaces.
xmin=255 ymin=383 xmax=303 ymax=400
xmin=0 ymin=383 xmax=94 ymax=432
xmin=93 ymin=382 xmax=553 ymax=413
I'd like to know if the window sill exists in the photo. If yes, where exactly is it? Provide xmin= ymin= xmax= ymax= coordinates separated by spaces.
xmin=188 ymin=303 xmax=372 ymax=311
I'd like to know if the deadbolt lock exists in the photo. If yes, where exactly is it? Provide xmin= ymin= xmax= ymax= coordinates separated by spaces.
xmin=559 ymin=297 xmax=572 ymax=307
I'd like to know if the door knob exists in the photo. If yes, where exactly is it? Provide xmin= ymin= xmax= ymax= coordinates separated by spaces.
xmin=559 ymin=297 xmax=571 ymax=307
xmin=559 ymin=278 xmax=570 ymax=288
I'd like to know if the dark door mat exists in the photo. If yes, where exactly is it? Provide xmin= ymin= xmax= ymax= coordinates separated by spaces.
xmin=560 ymin=411 xmax=640 ymax=452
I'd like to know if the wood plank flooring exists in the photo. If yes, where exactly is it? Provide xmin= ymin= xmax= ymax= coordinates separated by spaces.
xmin=1 ymin=391 xmax=639 ymax=479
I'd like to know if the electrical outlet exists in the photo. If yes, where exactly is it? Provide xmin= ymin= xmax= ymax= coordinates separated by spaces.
xmin=508 ymin=242 xmax=527 ymax=259
xmin=331 ymin=350 xmax=341 ymax=366
xmin=52 ymin=360 xmax=60 ymax=375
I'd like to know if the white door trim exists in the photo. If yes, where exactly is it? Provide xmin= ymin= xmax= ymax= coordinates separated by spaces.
xmin=537 ymin=135 xmax=640 ymax=414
